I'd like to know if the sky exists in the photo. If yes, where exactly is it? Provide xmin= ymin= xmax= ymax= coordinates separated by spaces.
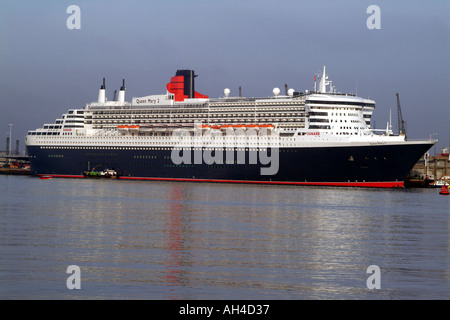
xmin=0 ymin=0 xmax=449 ymax=154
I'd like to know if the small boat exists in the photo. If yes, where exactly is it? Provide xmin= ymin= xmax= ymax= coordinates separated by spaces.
xmin=83 ymin=169 xmax=118 ymax=179
xmin=196 ymin=124 xmax=211 ymax=131
xmin=431 ymin=176 xmax=450 ymax=188
xmin=40 ymin=175 xmax=52 ymax=180
xmin=439 ymin=185 xmax=449 ymax=195
xmin=128 ymin=125 xmax=140 ymax=132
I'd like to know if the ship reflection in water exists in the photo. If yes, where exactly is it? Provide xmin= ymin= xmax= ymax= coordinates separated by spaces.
xmin=163 ymin=185 xmax=189 ymax=293
xmin=0 ymin=176 xmax=448 ymax=299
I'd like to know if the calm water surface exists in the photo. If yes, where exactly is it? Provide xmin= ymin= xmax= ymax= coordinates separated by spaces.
xmin=0 ymin=175 xmax=448 ymax=299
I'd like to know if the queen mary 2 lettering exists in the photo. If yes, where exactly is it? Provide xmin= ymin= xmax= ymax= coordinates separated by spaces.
xmin=25 ymin=67 xmax=435 ymax=187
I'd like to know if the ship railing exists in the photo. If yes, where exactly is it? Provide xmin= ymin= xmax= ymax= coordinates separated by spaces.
xmin=361 ymin=128 xmax=395 ymax=136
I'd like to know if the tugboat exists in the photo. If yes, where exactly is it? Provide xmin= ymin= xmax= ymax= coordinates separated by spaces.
xmin=83 ymin=168 xmax=118 ymax=179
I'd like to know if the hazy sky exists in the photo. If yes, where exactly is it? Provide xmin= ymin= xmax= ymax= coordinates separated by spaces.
xmin=1 ymin=0 xmax=449 ymax=153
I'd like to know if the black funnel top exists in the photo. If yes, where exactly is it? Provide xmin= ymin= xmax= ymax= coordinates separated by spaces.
xmin=176 ymin=70 xmax=197 ymax=99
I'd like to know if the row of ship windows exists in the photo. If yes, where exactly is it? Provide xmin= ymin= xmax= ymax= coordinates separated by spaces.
xmin=91 ymin=114 xmax=306 ymax=120
xmin=211 ymin=106 xmax=306 ymax=111
xmin=211 ymin=102 xmax=305 ymax=108
xmin=92 ymin=119 xmax=305 ymax=125
xmin=40 ymin=146 xmax=294 ymax=152
xmin=29 ymin=132 xmax=60 ymax=136
xmin=35 ymin=125 xmax=84 ymax=130
xmin=308 ymin=126 xmax=365 ymax=134
xmin=86 ymin=106 xmax=369 ymax=118
xmin=77 ymin=161 xmax=119 ymax=168
xmin=65 ymin=115 xmax=84 ymax=119
xmin=306 ymin=101 xmax=375 ymax=107
xmin=28 ymin=130 xmax=82 ymax=135
xmin=49 ymin=147 xmax=371 ymax=165
xmin=308 ymin=112 xmax=363 ymax=117
xmin=91 ymin=106 xmax=305 ymax=115
xmin=38 ymin=134 xmax=280 ymax=140
xmin=76 ymin=161 xmax=308 ymax=169
xmin=309 ymin=119 xmax=364 ymax=124
xmin=92 ymin=110 xmax=306 ymax=116
xmin=94 ymin=123 xmax=306 ymax=129
xmin=38 ymin=143 xmax=298 ymax=149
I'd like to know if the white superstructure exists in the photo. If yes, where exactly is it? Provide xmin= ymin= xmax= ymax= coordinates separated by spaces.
xmin=26 ymin=66 xmax=409 ymax=151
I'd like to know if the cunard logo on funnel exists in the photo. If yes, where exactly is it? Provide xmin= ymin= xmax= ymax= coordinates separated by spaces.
xmin=170 ymin=122 xmax=280 ymax=175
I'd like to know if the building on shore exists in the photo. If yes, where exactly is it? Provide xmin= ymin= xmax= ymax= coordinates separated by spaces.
xmin=408 ymin=147 xmax=450 ymax=184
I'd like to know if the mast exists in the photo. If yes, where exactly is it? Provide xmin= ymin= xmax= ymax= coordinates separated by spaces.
xmin=319 ymin=66 xmax=327 ymax=93
xmin=318 ymin=66 xmax=333 ymax=93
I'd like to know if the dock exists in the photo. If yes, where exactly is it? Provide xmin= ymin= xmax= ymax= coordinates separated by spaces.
xmin=407 ymin=148 xmax=450 ymax=187
xmin=0 ymin=153 xmax=31 ymax=175
xmin=0 ymin=167 xmax=31 ymax=175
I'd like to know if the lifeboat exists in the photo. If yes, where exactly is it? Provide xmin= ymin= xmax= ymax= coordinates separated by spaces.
xmin=439 ymin=185 xmax=449 ymax=195
xmin=246 ymin=124 xmax=259 ymax=130
xmin=197 ymin=124 xmax=211 ymax=131
xmin=117 ymin=125 xmax=129 ymax=131
xmin=220 ymin=125 xmax=234 ymax=132
xmin=259 ymin=124 xmax=275 ymax=129
xmin=128 ymin=125 xmax=140 ymax=132
xmin=211 ymin=125 xmax=221 ymax=130
xmin=233 ymin=124 xmax=246 ymax=129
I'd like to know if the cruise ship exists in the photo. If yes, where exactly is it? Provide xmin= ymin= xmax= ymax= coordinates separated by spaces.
xmin=25 ymin=67 xmax=435 ymax=187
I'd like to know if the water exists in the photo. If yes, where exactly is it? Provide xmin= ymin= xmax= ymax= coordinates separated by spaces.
xmin=0 ymin=175 xmax=448 ymax=299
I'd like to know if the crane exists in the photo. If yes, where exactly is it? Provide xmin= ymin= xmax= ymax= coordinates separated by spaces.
xmin=396 ymin=93 xmax=407 ymax=139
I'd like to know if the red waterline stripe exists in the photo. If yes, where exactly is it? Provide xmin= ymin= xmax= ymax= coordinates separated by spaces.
xmin=118 ymin=176 xmax=404 ymax=188
xmin=35 ymin=174 xmax=403 ymax=188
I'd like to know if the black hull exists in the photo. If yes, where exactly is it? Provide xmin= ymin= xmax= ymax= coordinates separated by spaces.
xmin=26 ymin=142 xmax=433 ymax=188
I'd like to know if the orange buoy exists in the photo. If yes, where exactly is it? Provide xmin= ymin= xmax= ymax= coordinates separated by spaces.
xmin=439 ymin=185 xmax=449 ymax=195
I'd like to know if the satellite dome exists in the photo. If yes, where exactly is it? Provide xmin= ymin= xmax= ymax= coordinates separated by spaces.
xmin=288 ymin=88 xmax=295 ymax=96
xmin=224 ymin=88 xmax=230 ymax=97
xmin=273 ymin=87 xmax=280 ymax=96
